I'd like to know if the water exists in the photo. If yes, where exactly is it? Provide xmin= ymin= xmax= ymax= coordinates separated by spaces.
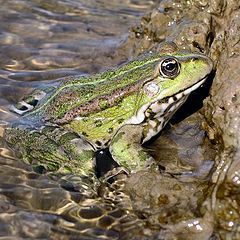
xmin=0 ymin=0 xmax=156 ymax=105
xmin=0 ymin=1 xmax=158 ymax=239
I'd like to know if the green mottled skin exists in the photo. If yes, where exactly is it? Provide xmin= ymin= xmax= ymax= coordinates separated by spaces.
xmin=4 ymin=46 xmax=213 ymax=176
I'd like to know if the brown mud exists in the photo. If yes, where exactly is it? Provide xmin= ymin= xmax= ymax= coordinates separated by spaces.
xmin=120 ymin=0 xmax=240 ymax=239
xmin=0 ymin=0 xmax=239 ymax=239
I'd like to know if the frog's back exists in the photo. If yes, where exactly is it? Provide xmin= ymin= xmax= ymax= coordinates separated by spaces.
xmin=12 ymin=53 xmax=161 ymax=124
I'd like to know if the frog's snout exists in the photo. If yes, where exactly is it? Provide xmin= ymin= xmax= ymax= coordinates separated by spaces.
xmin=198 ymin=55 xmax=214 ymax=74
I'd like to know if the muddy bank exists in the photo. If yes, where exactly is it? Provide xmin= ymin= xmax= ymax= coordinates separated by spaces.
xmin=0 ymin=0 xmax=239 ymax=239
xmin=118 ymin=0 xmax=240 ymax=239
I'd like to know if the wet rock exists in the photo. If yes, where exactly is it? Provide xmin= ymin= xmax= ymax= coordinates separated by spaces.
xmin=119 ymin=0 xmax=240 ymax=238
xmin=204 ymin=1 xmax=240 ymax=238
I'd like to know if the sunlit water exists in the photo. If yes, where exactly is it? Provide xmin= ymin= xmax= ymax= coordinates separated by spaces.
xmin=0 ymin=1 xmax=158 ymax=239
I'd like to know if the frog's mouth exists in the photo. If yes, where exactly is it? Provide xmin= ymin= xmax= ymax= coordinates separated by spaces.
xmin=127 ymin=76 xmax=207 ymax=126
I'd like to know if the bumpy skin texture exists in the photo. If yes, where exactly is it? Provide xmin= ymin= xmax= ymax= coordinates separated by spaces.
xmin=5 ymin=125 xmax=95 ymax=175
xmin=4 ymin=46 xmax=213 ymax=175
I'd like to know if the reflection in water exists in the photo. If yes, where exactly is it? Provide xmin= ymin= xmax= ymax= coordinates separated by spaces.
xmin=0 ymin=153 xmax=143 ymax=238
xmin=0 ymin=0 xmax=155 ymax=79
xmin=0 ymin=0 xmax=156 ymax=238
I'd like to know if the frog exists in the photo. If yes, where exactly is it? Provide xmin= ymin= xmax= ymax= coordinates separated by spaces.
xmin=4 ymin=44 xmax=213 ymax=177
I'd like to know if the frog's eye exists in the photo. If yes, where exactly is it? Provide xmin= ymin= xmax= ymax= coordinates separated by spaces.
xmin=159 ymin=57 xmax=180 ymax=78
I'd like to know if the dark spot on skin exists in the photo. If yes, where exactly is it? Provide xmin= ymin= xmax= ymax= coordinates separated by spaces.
xmin=173 ymin=96 xmax=178 ymax=101
xmin=117 ymin=118 xmax=124 ymax=124
xmin=94 ymin=120 xmax=102 ymax=127
xmin=163 ymin=102 xmax=175 ymax=114
xmin=146 ymin=109 xmax=151 ymax=114
xmin=158 ymin=98 xmax=168 ymax=104
xmin=28 ymin=99 xmax=38 ymax=107
xmin=108 ymin=127 xmax=113 ymax=133
xmin=82 ymin=131 xmax=88 ymax=137
xmin=95 ymin=140 xmax=102 ymax=146
xmin=147 ymin=109 xmax=155 ymax=119
xmin=18 ymin=105 xmax=28 ymax=111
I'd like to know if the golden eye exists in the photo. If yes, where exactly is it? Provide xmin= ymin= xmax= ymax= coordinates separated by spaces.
xmin=159 ymin=57 xmax=180 ymax=78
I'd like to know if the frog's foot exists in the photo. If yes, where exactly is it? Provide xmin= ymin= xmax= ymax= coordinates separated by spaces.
xmin=109 ymin=124 xmax=154 ymax=173
xmin=4 ymin=125 xmax=95 ymax=175
xmin=42 ymin=126 xmax=95 ymax=174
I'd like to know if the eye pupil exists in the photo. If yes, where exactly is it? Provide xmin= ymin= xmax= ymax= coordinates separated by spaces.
xmin=166 ymin=62 xmax=176 ymax=71
xmin=159 ymin=57 xmax=180 ymax=78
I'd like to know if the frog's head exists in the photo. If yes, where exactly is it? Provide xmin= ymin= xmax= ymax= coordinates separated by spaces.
xmin=128 ymin=51 xmax=213 ymax=140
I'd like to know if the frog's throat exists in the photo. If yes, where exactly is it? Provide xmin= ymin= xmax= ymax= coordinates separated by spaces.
xmin=126 ymin=76 xmax=207 ymax=127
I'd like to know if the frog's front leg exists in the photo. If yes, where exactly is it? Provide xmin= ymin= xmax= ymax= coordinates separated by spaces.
xmin=4 ymin=125 xmax=95 ymax=175
xmin=109 ymin=124 xmax=154 ymax=173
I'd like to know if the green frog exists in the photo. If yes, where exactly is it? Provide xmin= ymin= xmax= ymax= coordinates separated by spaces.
xmin=4 ymin=45 xmax=213 ymax=176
